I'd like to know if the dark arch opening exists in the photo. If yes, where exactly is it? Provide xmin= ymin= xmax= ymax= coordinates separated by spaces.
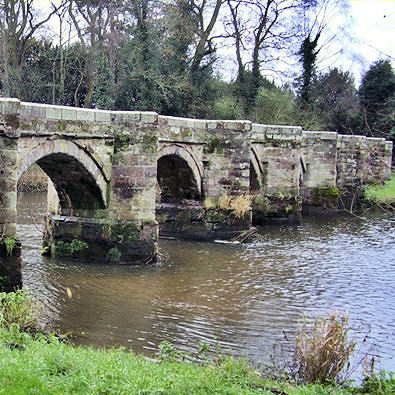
xmin=157 ymin=155 xmax=201 ymax=203
xmin=28 ymin=153 xmax=105 ymax=215
xmin=250 ymin=162 xmax=260 ymax=192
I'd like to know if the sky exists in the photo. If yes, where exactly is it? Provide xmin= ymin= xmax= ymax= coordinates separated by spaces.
xmin=338 ymin=0 xmax=395 ymax=83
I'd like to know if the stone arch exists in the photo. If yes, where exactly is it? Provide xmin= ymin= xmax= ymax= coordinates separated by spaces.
xmin=17 ymin=139 xmax=108 ymax=212
xmin=158 ymin=144 xmax=203 ymax=196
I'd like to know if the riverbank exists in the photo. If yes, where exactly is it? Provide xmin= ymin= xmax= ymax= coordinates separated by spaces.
xmin=364 ymin=171 xmax=395 ymax=207
xmin=0 ymin=291 xmax=394 ymax=395
xmin=0 ymin=327 xmax=393 ymax=394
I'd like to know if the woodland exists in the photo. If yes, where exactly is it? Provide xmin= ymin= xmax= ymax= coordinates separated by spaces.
xmin=0 ymin=0 xmax=394 ymax=144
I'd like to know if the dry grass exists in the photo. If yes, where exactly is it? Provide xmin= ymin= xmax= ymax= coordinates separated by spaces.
xmin=294 ymin=312 xmax=356 ymax=384
xmin=231 ymin=194 xmax=252 ymax=218
xmin=218 ymin=193 xmax=232 ymax=210
xmin=204 ymin=197 xmax=217 ymax=210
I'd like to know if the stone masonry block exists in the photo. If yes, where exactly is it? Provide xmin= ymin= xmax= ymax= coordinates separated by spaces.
xmin=95 ymin=110 xmax=112 ymax=123
xmin=141 ymin=112 xmax=158 ymax=124
xmin=46 ymin=106 xmax=62 ymax=120
xmin=112 ymin=111 xmax=141 ymax=124
xmin=61 ymin=107 xmax=77 ymax=121
xmin=0 ymin=98 xmax=20 ymax=115
xmin=76 ymin=108 xmax=95 ymax=122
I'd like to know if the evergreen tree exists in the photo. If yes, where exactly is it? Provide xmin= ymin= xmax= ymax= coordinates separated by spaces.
xmin=359 ymin=59 xmax=395 ymax=141
xmin=313 ymin=68 xmax=361 ymax=134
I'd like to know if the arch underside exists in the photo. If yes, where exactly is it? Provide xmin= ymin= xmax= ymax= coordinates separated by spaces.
xmin=18 ymin=140 xmax=107 ymax=215
xmin=157 ymin=155 xmax=201 ymax=203
xmin=37 ymin=153 xmax=105 ymax=213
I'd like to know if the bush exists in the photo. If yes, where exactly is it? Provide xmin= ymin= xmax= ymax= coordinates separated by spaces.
xmin=293 ymin=312 xmax=356 ymax=384
xmin=0 ymin=289 xmax=41 ymax=333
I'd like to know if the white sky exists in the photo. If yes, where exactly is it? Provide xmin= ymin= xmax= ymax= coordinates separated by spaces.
xmin=341 ymin=0 xmax=395 ymax=83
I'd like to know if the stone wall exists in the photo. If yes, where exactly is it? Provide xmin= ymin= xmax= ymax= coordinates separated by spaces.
xmin=156 ymin=116 xmax=252 ymax=240
xmin=250 ymin=124 xmax=303 ymax=222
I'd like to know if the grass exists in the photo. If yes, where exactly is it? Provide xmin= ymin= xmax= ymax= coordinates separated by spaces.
xmin=0 ymin=290 xmax=393 ymax=394
xmin=231 ymin=194 xmax=252 ymax=219
xmin=0 ymin=328 xmax=393 ymax=394
xmin=0 ymin=289 xmax=41 ymax=333
xmin=364 ymin=171 xmax=395 ymax=205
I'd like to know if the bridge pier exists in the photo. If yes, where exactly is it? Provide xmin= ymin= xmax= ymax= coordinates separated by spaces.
xmin=0 ymin=99 xmax=22 ymax=289
xmin=43 ymin=216 xmax=157 ymax=264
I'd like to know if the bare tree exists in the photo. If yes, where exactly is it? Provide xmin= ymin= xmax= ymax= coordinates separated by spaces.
xmin=189 ymin=0 xmax=224 ymax=75
xmin=0 ymin=0 xmax=63 ymax=98
xmin=224 ymin=0 xmax=307 ymax=113
xmin=68 ymin=0 xmax=113 ymax=108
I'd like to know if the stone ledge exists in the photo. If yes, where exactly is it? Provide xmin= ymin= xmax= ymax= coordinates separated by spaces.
xmin=302 ymin=131 xmax=338 ymax=140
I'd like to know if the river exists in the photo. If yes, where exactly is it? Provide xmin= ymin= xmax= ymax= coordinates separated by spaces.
xmin=17 ymin=192 xmax=395 ymax=374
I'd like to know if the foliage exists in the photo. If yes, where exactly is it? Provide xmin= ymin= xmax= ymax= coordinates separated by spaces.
xmin=359 ymin=59 xmax=395 ymax=141
xmin=363 ymin=172 xmax=395 ymax=206
xmin=53 ymin=239 xmax=88 ymax=257
xmin=254 ymin=84 xmax=298 ymax=125
xmin=106 ymin=247 xmax=121 ymax=264
xmin=294 ymin=312 xmax=356 ymax=384
xmin=313 ymin=68 xmax=361 ymax=134
xmin=358 ymin=370 xmax=395 ymax=394
xmin=3 ymin=237 xmax=16 ymax=257
xmin=70 ymin=239 xmax=88 ymax=253
xmin=0 ymin=289 xmax=40 ymax=333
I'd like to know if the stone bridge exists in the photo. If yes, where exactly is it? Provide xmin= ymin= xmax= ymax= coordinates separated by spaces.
xmin=0 ymin=98 xmax=392 ymax=273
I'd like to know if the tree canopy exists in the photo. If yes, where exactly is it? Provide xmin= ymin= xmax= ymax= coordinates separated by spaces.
xmin=0 ymin=0 xmax=393 ymax=143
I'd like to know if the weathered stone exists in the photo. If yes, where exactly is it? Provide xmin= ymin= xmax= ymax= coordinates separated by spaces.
xmin=0 ymin=98 xmax=393 ymax=268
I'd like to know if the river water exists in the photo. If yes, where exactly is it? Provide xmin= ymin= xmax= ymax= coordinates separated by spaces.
xmin=17 ymin=192 xmax=395 ymax=373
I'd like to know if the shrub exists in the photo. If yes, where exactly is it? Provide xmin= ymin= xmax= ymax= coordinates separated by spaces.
xmin=0 ymin=288 xmax=41 ymax=333
xmin=293 ymin=312 xmax=356 ymax=384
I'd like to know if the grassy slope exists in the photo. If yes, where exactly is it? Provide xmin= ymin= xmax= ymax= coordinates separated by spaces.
xmin=0 ymin=330 xmax=361 ymax=395
xmin=364 ymin=171 xmax=395 ymax=205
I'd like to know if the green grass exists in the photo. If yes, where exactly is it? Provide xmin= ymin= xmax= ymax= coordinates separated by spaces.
xmin=0 ymin=328 xmax=393 ymax=394
xmin=364 ymin=171 xmax=395 ymax=205
xmin=0 ymin=291 xmax=393 ymax=394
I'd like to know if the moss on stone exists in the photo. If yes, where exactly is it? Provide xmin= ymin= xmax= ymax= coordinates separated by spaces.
xmin=114 ymin=135 xmax=131 ymax=152
xmin=180 ymin=128 xmax=193 ymax=139
xmin=142 ymin=134 xmax=158 ymax=154
xmin=206 ymin=135 xmax=225 ymax=154
xmin=312 ymin=187 xmax=340 ymax=208
xmin=112 ymin=223 xmax=141 ymax=242
xmin=106 ymin=247 xmax=121 ymax=264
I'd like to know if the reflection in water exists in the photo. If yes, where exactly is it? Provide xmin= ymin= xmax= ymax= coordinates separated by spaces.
xmin=17 ymin=192 xmax=395 ymax=373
